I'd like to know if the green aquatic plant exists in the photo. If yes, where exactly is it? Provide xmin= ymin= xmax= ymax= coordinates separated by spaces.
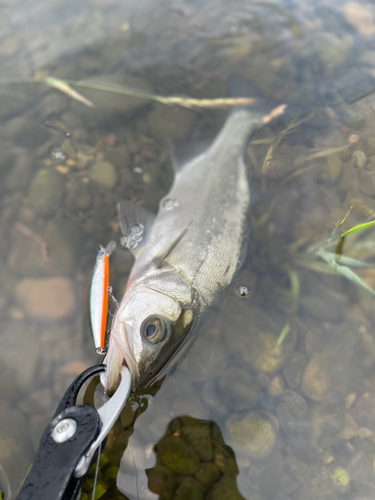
xmin=297 ymin=216 xmax=375 ymax=296
xmin=274 ymin=321 xmax=291 ymax=349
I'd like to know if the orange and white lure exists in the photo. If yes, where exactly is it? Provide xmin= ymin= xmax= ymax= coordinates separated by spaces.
xmin=90 ymin=241 xmax=116 ymax=354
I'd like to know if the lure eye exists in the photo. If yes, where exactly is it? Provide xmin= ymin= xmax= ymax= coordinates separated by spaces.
xmin=141 ymin=317 xmax=168 ymax=344
xmin=98 ymin=251 xmax=105 ymax=256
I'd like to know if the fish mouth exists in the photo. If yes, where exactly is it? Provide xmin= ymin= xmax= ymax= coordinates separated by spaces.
xmin=101 ymin=319 xmax=138 ymax=393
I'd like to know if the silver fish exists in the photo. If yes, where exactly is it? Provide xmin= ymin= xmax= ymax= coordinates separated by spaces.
xmin=102 ymin=98 xmax=278 ymax=392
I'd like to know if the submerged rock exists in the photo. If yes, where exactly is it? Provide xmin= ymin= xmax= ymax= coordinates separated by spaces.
xmin=181 ymin=328 xmax=227 ymax=381
xmin=27 ymin=168 xmax=65 ymax=217
xmin=173 ymin=477 xmax=204 ymax=500
xmin=206 ymin=474 xmax=245 ymax=500
xmin=194 ymin=462 xmax=221 ymax=488
xmin=268 ymin=375 xmax=284 ymax=398
xmin=282 ymin=352 xmax=307 ymax=389
xmin=88 ymin=161 xmax=118 ymax=190
xmin=181 ymin=421 xmax=213 ymax=462
xmin=15 ymin=277 xmax=76 ymax=320
xmin=5 ymin=117 xmax=49 ymax=147
xmin=302 ymin=350 xmax=354 ymax=404
xmin=213 ymin=444 xmax=239 ymax=475
xmin=225 ymin=410 xmax=279 ymax=459
xmin=276 ymin=390 xmax=308 ymax=431
xmin=157 ymin=436 xmax=200 ymax=475
xmin=39 ymin=92 xmax=70 ymax=118
xmin=218 ymin=367 xmax=262 ymax=412
xmin=243 ymin=329 xmax=297 ymax=374
xmin=8 ymin=216 xmax=81 ymax=277
xmin=147 ymin=104 xmax=197 ymax=144
xmin=0 ymin=410 xmax=33 ymax=495
xmin=146 ymin=464 xmax=177 ymax=500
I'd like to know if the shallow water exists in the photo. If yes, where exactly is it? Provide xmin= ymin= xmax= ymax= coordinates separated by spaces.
xmin=1 ymin=0 xmax=375 ymax=499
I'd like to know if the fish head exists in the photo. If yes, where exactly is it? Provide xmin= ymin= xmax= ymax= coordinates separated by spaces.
xmin=102 ymin=284 xmax=195 ymax=392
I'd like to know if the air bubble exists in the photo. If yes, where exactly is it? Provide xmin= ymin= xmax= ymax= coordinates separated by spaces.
xmin=238 ymin=285 xmax=250 ymax=297
xmin=162 ymin=198 xmax=179 ymax=211
xmin=52 ymin=149 xmax=67 ymax=161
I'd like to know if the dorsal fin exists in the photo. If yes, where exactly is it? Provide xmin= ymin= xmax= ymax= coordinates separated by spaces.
xmin=117 ymin=200 xmax=155 ymax=256
xmin=154 ymin=221 xmax=192 ymax=268
xmin=172 ymin=138 xmax=213 ymax=173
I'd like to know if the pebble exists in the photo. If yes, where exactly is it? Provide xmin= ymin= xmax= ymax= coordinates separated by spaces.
xmin=348 ymin=134 xmax=359 ymax=144
xmin=218 ymin=367 xmax=262 ymax=411
xmin=4 ymin=153 xmax=35 ymax=192
xmin=66 ymin=180 xmax=92 ymax=211
xmin=282 ymin=351 xmax=307 ymax=389
xmin=39 ymin=92 xmax=69 ymax=118
xmin=247 ymin=330 xmax=297 ymax=373
xmin=105 ymin=145 xmax=131 ymax=170
xmin=28 ymin=168 xmax=65 ymax=217
xmin=201 ymin=379 xmax=229 ymax=417
xmin=352 ymin=150 xmax=367 ymax=168
xmin=88 ymin=161 xmax=118 ymax=190
xmin=18 ymin=388 xmax=53 ymax=415
xmin=268 ymin=375 xmax=284 ymax=398
xmin=0 ymin=410 xmax=33 ymax=494
xmin=350 ymin=393 xmax=375 ymax=432
xmin=181 ymin=328 xmax=227 ymax=381
xmin=301 ymin=348 xmax=355 ymax=404
xmin=147 ymin=104 xmax=197 ymax=143
xmin=5 ymin=117 xmax=49 ymax=147
xmin=8 ymin=216 xmax=81 ymax=276
xmin=276 ymin=390 xmax=308 ymax=431
xmin=225 ymin=410 xmax=279 ymax=459
xmin=246 ymin=452 xmax=284 ymax=498
xmin=0 ymin=321 xmax=41 ymax=393
xmin=16 ymin=277 xmax=76 ymax=320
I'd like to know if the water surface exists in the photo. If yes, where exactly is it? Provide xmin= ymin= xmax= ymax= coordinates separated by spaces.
xmin=1 ymin=1 xmax=375 ymax=499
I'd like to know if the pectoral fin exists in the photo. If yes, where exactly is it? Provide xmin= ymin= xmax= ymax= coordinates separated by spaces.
xmin=117 ymin=200 xmax=155 ymax=255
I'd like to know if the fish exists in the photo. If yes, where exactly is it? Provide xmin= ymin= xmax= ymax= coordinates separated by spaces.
xmin=102 ymin=83 xmax=284 ymax=391
xmin=90 ymin=241 xmax=116 ymax=354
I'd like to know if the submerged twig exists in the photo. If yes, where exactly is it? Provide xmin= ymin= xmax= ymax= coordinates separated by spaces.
xmin=0 ymin=75 xmax=287 ymax=112
xmin=14 ymin=222 xmax=49 ymax=262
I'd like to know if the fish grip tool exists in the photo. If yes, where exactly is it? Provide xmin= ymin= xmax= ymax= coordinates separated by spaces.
xmin=15 ymin=364 xmax=131 ymax=500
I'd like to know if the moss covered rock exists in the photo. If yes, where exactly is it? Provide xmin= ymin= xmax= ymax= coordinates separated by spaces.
xmin=157 ymin=436 xmax=200 ymax=475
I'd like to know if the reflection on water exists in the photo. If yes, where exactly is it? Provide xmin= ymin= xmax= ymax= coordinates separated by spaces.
xmin=1 ymin=0 xmax=375 ymax=499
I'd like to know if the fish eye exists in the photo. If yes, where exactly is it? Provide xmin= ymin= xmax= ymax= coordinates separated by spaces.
xmin=141 ymin=317 xmax=168 ymax=344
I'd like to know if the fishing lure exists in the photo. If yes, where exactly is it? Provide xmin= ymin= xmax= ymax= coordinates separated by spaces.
xmin=90 ymin=241 xmax=116 ymax=354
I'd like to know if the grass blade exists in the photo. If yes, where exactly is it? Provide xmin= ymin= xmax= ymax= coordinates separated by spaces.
xmin=45 ymin=76 xmax=94 ymax=107
xmin=317 ymin=249 xmax=373 ymax=268
xmin=274 ymin=322 xmax=291 ymax=349
xmin=317 ymin=249 xmax=375 ymax=296
xmin=341 ymin=219 xmax=375 ymax=238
